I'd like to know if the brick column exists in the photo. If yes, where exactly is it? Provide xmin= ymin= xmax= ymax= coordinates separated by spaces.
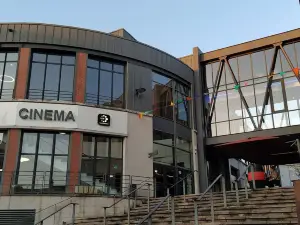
xmin=68 ymin=132 xmax=83 ymax=193
xmin=74 ymin=52 xmax=87 ymax=103
xmin=1 ymin=129 xmax=21 ymax=195
xmin=14 ymin=48 xmax=31 ymax=99
xmin=293 ymin=180 xmax=300 ymax=224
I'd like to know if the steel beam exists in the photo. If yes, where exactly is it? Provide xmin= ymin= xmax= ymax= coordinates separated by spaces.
xmin=279 ymin=45 xmax=300 ymax=83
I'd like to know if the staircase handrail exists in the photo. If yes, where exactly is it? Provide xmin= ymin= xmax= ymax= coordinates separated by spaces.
xmin=104 ymin=176 xmax=153 ymax=210
xmin=137 ymin=194 xmax=170 ymax=225
xmin=14 ymin=196 xmax=74 ymax=225
xmin=34 ymin=202 xmax=78 ymax=225
xmin=236 ymin=163 xmax=252 ymax=182
xmin=136 ymin=170 xmax=195 ymax=225
xmin=196 ymin=173 xmax=223 ymax=201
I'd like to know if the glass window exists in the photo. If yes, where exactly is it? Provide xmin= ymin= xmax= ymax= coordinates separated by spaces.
xmin=230 ymin=120 xmax=244 ymax=134
xmin=296 ymin=42 xmax=300 ymax=68
xmin=176 ymin=87 xmax=190 ymax=126
xmin=175 ymin=149 xmax=191 ymax=169
xmin=85 ymin=58 xmax=125 ymax=108
xmin=226 ymin=58 xmax=238 ymax=84
xmin=212 ymin=62 xmax=225 ymax=86
xmin=227 ymin=89 xmax=243 ymax=120
xmin=265 ymin=48 xmax=275 ymax=74
xmin=252 ymin=51 xmax=267 ymax=78
xmin=0 ymin=132 xmax=7 ymax=184
xmin=271 ymin=81 xmax=285 ymax=112
xmin=81 ymin=135 xmax=123 ymax=195
xmin=205 ymin=64 xmax=213 ymax=88
xmin=153 ymin=143 xmax=173 ymax=165
xmin=261 ymin=114 xmax=274 ymax=130
xmin=0 ymin=51 xmax=19 ymax=99
xmin=153 ymin=130 xmax=173 ymax=146
xmin=16 ymin=132 xmax=69 ymax=193
xmin=216 ymin=122 xmax=229 ymax=136
xmin=215 ymin=90 xmax=228 ymax=122
xmin=28 ymin=52 xmax=75 ymax=102
xmin=176 ymin=137 xmax=191 ymax=151
xmin=255 ymin=82 xmax=271 ymax=115
xmin=238 ymin=55 xmax=252 ymax=81
xmin=241 ymin=85 xmax=257 ymax=117
xmin=244 ymin=117 xmax=257 ymax=132
xmin=284 ymin=77 xmax=300 ymax=111
xmin=273 ymin=112 xmax=289 ymax=128
xmin=289 ymin=110 xmax=300 ymax=126
xmin=283 ymin=44 xmax=297 ymax=71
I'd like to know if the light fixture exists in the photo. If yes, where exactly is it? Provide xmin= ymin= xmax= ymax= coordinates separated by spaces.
xmin=0 ymin=169 xmax=2 ymax=172
xmin=135 ymin=88 xmax=146 ymax=97
xmin=20 ymin=157 xmax=30 ymax=162
xmin=109 ymin=175 xmax=114 ymax=178
xmin=0 ymin=75 xmax=15 ymax=83
xmin=154 ymin=170 xmax=158 ymax=173
xmin=59 ymin=132 xmax=66 ymax=135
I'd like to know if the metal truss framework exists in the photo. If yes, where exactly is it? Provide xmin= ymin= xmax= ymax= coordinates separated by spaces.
xmin=205 ymin=42 xmax=300 ymax=135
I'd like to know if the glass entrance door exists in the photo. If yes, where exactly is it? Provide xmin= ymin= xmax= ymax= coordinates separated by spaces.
xmin=154 ymin=163 xmax=175 ymax=197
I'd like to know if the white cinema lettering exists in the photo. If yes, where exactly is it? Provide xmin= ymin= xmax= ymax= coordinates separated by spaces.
xmin=19 ymin=108 xmax=75 ymax=122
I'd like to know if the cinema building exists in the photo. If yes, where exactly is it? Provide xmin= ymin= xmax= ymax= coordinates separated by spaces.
xmin=0 ymin=23 xmax=299 ymax=223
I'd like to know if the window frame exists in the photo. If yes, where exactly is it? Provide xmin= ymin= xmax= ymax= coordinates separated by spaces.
xmin=85 ymin=57 xmax=125 ymax=108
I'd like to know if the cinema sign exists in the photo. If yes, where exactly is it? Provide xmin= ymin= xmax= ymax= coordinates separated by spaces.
xmin=19 ymin=108 xmax=75 ymax=122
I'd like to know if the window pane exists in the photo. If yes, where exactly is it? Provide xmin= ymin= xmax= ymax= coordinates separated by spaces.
xmin=152 ymin=73 xmax=172 ymax=86
xmin=255 ymin=82 xmax=271 ymax=115
xmin=55 ymin=134 xmax=69 ymax=155
xmin=284 ymin=77 xmax=300 ymax=110
xmin=153 ymin=143 xmax=173 ymax=165
xmin=109 ymin=158 xmax=123 ymax=195
xmin=244 ymin=117 xmax=257 ymax=132
xmin=296 ymin=42 xmax=300 ymax=68
xmin=21 ymin=133 xmax=37 ymax=154
xmin=205 ymin=64 xmax=213 ymax=88
xmin=33 ymin=53 xmax=46 ymax=62
xmin=152 ymin=82 xmax=173 ymax=120
xmin=47 ymin=54 xmax=61 ymax=64
xmin=215 ymin=91 xmax=228 ymax=122
xmin=176 ymin=149 xmax=191 ymax=169
xmin=216 ymin=122 xmax=229 ymax=136
xmin=226 ymin=58 xmax=238 ymax=84
xmin=6 ymin=53 xmax=18 ymax=61
xmin=271 ymin=81 xmax=285 ymax=111
xmin=17 ymin=155 xmax=35 ymax=186
xmin=252 ymin=51 xmax=267 ymax=78
xmin=59 ymin=65 xmax=74 ymax=101
xmin=111 ymin=138 xmax=122 ymax=158
xmin=39 ymin=133 xmax=54 ymax=154
xmin=112 ymin=73 xmax=124 ymax=107
xmin=53 ymin=156 xmax=68 ymax=172
xmin=274 ymin=50 xmax=281 ymax=74
xmin=238 ymin=55 xmax=252 ymax=81
xmin=176 ymin=137 xmax=190 ymax=151
xmin=241 ymin=85 xmax=257 ymax=117
xmin=210 ymin=124 xmax=216 ymax=137
xmin=0 ymin=132 xmax=6 ymax=172
xmin=289 ymin=110 xmax=300 ymax=126
xmin=86 ymin=68 xmax=99 ymax=104
xmin=62 ymin=56 xmax=75 ymax=65
xmin=177 ymin=102 xmax=188 ymax=124
xmin=99 ymin=70 xmax=112 ymax=106
xmin=95 ymin=158 xmax=109 ymax=176
xmin=35 ymin=155 xmax=51 ymax=188
xmin=0 ymin=53 xmax=4 ymax=61
xmin=96 ymin=137 xmax=109 ymax=158
xmin=265 ymin=48 xmax=275 ymax=74
xmin=83 ymin=135 xmax=95 ymax=157
xmin=230 ymin=120 xmax=244 ymax=134
xmin=273 ymin=112 xmax=289 ymax=128
xmin=227 ymin=89 xmax=243 ymax=120
xmin=113 ymin=64 xmax=124 ymax=73
xmin=28 ymin=63 xmax=45 ymax=99
xmin=261 ymin=114 xmax=274 ymax=130
xmin=153 ymin=130 xmax=173 ymax=146
xmin=1 ymin=62 xmax=17 ymax=99
xmin=44 ymin=64 xmax=60 ymax=100
xmin=212 ymin=62 xmax=225 ymax=86
xmin=101 ymin=62 xmax=113 ymax=71
xmin=87 ymin=59 xmax=99 ymax=68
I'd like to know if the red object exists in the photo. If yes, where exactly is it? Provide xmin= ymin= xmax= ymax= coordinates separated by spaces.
xmin=293 ymin=68 xmax=299 ymax=76
xmin=248 ymin=172 xmax=265 ymax=181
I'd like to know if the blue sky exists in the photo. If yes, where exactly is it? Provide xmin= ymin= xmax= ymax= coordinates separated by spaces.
xmin=0 ymin=0 xmax=299 ymax=57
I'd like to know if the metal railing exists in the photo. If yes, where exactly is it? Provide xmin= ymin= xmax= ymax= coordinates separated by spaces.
xmin=137 ymin=170 xmax=195 ymax=225
xmin=234 ymin=163 xmax=256 ymax=204
xmin=103 ymin=177 xmax=153 ymax=225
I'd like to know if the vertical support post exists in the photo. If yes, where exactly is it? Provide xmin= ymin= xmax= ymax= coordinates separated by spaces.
xmin=71 ymin=203 xmax=76 ymax=225
xmin=113 ymin=195 xmax=116 ymax=215
xmin=183 ymin=179 xmax=186 ymax=202
xmin=104 ymin=208 xmax=107 ymax=225
xmin=244 ymin=177 xmax=249 ymax=199
xmin=171 ymin=197 xmax=175 ymax=225
xmin=147 ymin=184 xmax=150 ymax=213
xmin=167 ymin=188 xmax=170 ymax=211
xmin=210 ymin=189 xmax=214 ymax=223
xmin=40 ymin=221 xmax=44 ymax=225
xmin=235 ymin=182 xmax=239 ymax=204
xmin=251 ymin=165 xmax=256 ymax=190
xmin=134 ymin=189 xmax=137 ymax=208
xmin=194 ymin=200 xmax=199 ymax=225
xmin=221 ymin=176 xmax=227 ymax=207
xmin=127 ymin=196 xmax=131 ymax=225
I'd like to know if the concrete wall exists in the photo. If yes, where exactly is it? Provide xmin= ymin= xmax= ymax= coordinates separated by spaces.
xmin=123 ymin=113 xmax=153 ymax=196
xmin=0 ymin=195 xmax=138 ymax=225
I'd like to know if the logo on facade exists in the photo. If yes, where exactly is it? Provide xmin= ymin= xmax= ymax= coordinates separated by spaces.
xmin=19 ymin=108 xmax=75 ymax=122
xmin=98 ymin=114 xmax=110 ymax=126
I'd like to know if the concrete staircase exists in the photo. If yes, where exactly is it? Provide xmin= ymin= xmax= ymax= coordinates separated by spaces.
xmin=74 ymin=187 xmax=298 ymax=225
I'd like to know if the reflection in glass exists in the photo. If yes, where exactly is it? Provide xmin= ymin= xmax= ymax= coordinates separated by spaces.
xmin=289 ymin=110 xmax=300 ymax=126
xmin=0 ymin=52 xmax=18 ymax=99
xmin=86 ymin=58 xmax=124 ymax=108
xmin=227 ymin=89 xmax=243 ymax=120
xmin=153 ymin=130 xmax=174 ymax=146
xmin=176 ymin=137 xmax=190 ymax=151
xmin=273 ymin=112 xmax=289 ymax=128
xmin=284 ymin=77 xmax=300 ymax=110
xmin=230 ymin=120 xmax=244 ymax=134
xmin=261 ymin=114 xmax=274 ymax=130
xmin=111 ymin=138 xmax=123 ymax=158
xmin=205 ymin=64 xmax=213 ymax=88
xmin=271 ymin=81 xmax=285 ymax=111
xmin=283 ymin=44 xmax=297 ymax=71
xmin=241 ymin=85 xmax=257 ymax=117
xmin=176 ymin=149 xmax=191 ymax=169
xmin=244 ymin=117 xmax=257 ymax=132
xmin=252 ymin=51 xmax=267 ymax=78
xmin=153 ymin=143 xmax=173 ymax=165
xmin=238 ymin=55 xmax=252 ymax=81
xmin=28 ymin=52 xmax=75 ymax=102
xmin=216 ymin=122 xmax=229 ymax=136
xmin=226 ymin=58 xmax=238 ymax=84
xmin=96 ymin=137 xmax=109 ymax=158
xmin=215 ymin=91 xmax=228 ymax=122
xmin=255 ymin=82 xmax=271 ymax=115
